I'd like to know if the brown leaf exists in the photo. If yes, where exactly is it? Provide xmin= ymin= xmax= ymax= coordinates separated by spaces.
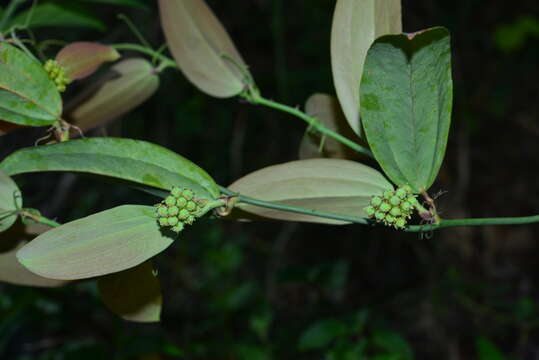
xmin=56 ymin=42 xmax=120 ymax=80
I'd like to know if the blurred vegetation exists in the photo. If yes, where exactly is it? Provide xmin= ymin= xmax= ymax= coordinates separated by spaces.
xmin=1 ymin=0 xmax=538 ymax=359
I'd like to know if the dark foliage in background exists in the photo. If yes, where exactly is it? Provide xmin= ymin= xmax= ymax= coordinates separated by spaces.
xmin=1 ymin=0 xmax=538 ymax=359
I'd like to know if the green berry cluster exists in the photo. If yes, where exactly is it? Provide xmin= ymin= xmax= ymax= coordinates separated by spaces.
xmin=43 ymin=59 xmax=71 ymax=92
xmin=364 ymin=185 xmax=419 ymax=229
xmin=155 ymin=187 xmax=202 ymax=233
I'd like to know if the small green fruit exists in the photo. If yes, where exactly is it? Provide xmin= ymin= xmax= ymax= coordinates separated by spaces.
xmin=383 ymin=190 xmax=394 ymax=200
xmin=171 ymin=223 xmax=184 ymax=233
xmin=171 ymin=186 xmax=182 ymax=198
xmin=158 ymin=217 xmax=169 ymax=226
xmin=186 ymin=201 xmax=197 ymax=212
xmin=178 ymin=209 xmax=190 ymax=220
xmin=371 ymin=196 xmax=382 ymax=207
xmin=182 ymin=189 xmax=194 ymax=200
xmin=395 ymin=187 xmax=408 ymax=199
xmin=186 ymin=215 xmax=196 ymax=225
xmin=364 ymin=206 xmax=375 ymax=217
xmin=390 ymin=207 xmax=402 ymax=217
xmin=389 ymin=196 xmax=401 ymax=206
xmin=176 ymin=197 xmax=187 ymax=209
xmin=157 ymin=205 xmax=168 ymax=217
xmin=168 ymin=217 xmax=179 ymax=226
xmin=402 ymin=185 xmax=413 ymax=194
xmin=168 ymin=206 xmax=179 ymax=216
xmin=385 ymin=214 xmax=395 ymax=224
xmin=375 ymin=211 xmax=385 ymax=221
xmin=395 ymin=218 xmax=406 ymax=229
xmin=379 ymin=202 xmax=391 ymax=213
xmin=165 ymin=196 xmax=176 ymax=206
xmin=401 ymin=201 xmax=412 ymax=211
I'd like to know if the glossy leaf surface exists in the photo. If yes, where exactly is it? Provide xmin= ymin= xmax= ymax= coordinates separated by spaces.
xmin=299 ymin=93 xmax=363 ymax=160
xmin=229 ymin=159 xmax=393 ymax=224
xmin=0 ymin=170 xmax=21 ymax=232
xmin=0 ymin=137 xmax=220 ymax=199
xmin=17 ymin=205 xmax=173 ymax=280
xmin=56 ymin=42 xmax=120 ymax=80
xmin=98 ymin=261 xmax=162 ymax=323
xmin=360 ymin=27 xmax=453 ymax=192
xmin=67 ymin=58 xmax=158 ymax=131
xmin=0 ymin=42 xmax=62 ymax=126
xmin=331 ymin=0 xmax=402 ymax=135
xmin=158 ymin=0 xmax=249 ymax=97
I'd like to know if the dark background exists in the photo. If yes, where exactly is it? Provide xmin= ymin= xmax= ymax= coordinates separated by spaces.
xmin=1 ymin=0 xmax=538 ymax=359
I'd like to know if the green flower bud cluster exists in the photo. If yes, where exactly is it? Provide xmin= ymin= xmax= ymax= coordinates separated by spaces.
xmin=364 ymin=185 xmax=418 ymax=229
xmin=154 ymin=187 xmax=202 ymax=233
xmin=43 ymin=59 xmax=71 ymax=92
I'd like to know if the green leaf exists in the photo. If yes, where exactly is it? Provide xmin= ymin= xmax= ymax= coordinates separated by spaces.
xmin=0 ymin=42 xmax=62 ymax=126
xmin=9 ymin=3 xmax=106 ymax=31
xmin=158 ymin=0 xmax=249 ymax=98
xmin=360 ymin=27 xmax=453 ymax=192
xmin=0 ymin=222 xmax=68 ymax=287
xmin=331 ymin=0 xmax=402 ymax=136
xmin=298 ymin=318 xmax=348 ymax=351
xmin=228 ymin=158 xmax=393 ymax=224
xmin=475 ymin=336 xmax=506 ymax=360
xmin=371 ymin=330 xmax=413 ymax=360
xmin=98 ymin=261 xmax=162 ymax=323
xmin=17 ymin=205 xmax=173 ymax=280
xmin=0 ymin=137 xmax=220 ymax=199
xmin=0 ymin=170 xmax=21 ymax=232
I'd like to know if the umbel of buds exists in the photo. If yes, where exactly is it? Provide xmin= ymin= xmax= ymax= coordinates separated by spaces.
xmin=43 ymin=59 xmax=71 ymax=92
xmin=154 ymin=186 xmax=204 ymax=233
xmin=364 ymin=185 xmax=419 ymax=229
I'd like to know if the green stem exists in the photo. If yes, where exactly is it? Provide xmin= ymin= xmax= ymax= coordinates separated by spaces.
xmin=0 ymin=0 xmax=26 ymax=33
xmin=242 ymin=92 xmax=373 ymax=158
xmin=219 ymin=186 xmax=539 ymax=232
xmin=111 ymin=43 xmax=177 ymax=70
xmin=20 ymin=210 xmax=61 ymax=228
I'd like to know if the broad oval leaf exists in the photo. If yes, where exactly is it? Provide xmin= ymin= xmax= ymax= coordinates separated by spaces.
xmin=67 ymin=58 xmax=158 ymax=131
xmin=299 ymin=93 xmax=363 ymax=160
xmin=56 ymin=42 xmax=120 ymax=80
xmin=0 ymin=42 xmax=62 ymax=126
xmin=360 ymin=27 xmax=453 ymax=192
xmin=98 ymin=261 xmax=162 ymax=323
xmin=158 ymin=0 xmax=249 ymax=97
xmin=0 ymin=137 xmax=220 ymax=199
xmin=0 ymin=222 xmax=68 ymax=287
xmin=17 ymin=205 xmax=173 ymax=280
xmin=0 ymin=170 xmax=21 ymax=232
xmin=8 ymin=3 xmax=106 ymax=31
xmin=331 ymin=0 xmax=402 ymax=136
xmin=228 ymin=159 xmax=393 ymax=224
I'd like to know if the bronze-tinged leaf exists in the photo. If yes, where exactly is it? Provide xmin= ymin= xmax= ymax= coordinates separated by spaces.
xmin=158 ymin=0 xmax=249 ymax=97
xmin=0 ymin=221 xmax=68 ymax=287
xmin=299 ymin=93 xmax=364 ymax=160
xmin=98 ymin=261 xmax=162 ymax=323
xmin=228 ymin=159 xmax=393 ymax=224
xmin=331 ymin=0 xmax=402 ymax=136
xmin=0 ymin=120 xmax=25 ymax=136
xmin=67 ymin=58 xmax=159 ymax=131
xmin=56 ymin=42 xmax=120 ymax=80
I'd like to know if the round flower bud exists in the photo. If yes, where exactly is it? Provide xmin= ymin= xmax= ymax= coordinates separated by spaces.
xmin=395 ymin=217 xmax=406 ymax=229
xmin=168 ymin=206 xmax=179 ymax=216
xmin=385 ymin=214 xmax=395 ymax=224
xmin=390 ymin=207 xmax=402 ymax=217
xmin=182 ymin=189 xmax=194 ymax=200
xmin=186 ymin=201 xmax=197 ymax=212
xmin=168 ymin=217 xmax=179 ymax=226
xmin=395 ymin=187 xmax=408 ymax=199
xmin=383 ymin=190 xmax=394 ymax=200
xmin=176 ymin=197 xmax=187 ymax=209
xmin=165 ymin=196 xmax=176 ymax=206
xmin=171 ymin=186 xmax=182 ymax=198
xmin=402 ymin=185 xmax=413 ymax=194
xmin=186 ymin=215 xmax=196 ymax=225
xmin=157 ymin=205 xmax=168 ymax=217
xmin=389 ymin=196 xmax=401 ymax=206
xmin=364 ymin=206 xmax=375 ymax=217
xmin=158 ymin=217 xmax=169 ymax=227
xmin=371 ymin=196 xmax=382 ymax=207
xmin=401 ymin=201 xmax=412 ymax=211
xmin=172 ymin=223 xmax=184 ymax=233
xmin=379 ymin=202 xmax=391 ymax=213
xmin=178 ymin=209 xmax=190 ymax=220
xmin=375 ymin=211 xmax=385 ymax=221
